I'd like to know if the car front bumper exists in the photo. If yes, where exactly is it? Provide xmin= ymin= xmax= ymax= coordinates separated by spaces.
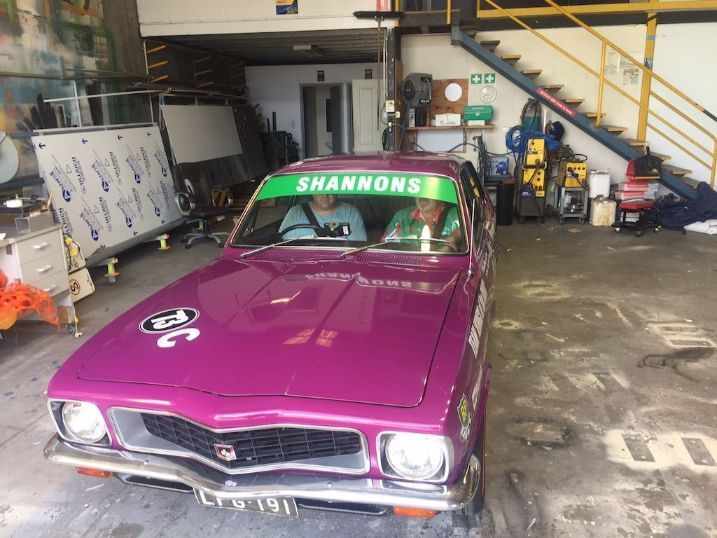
xmin=44 ymin=435 xmax=479 ymax=512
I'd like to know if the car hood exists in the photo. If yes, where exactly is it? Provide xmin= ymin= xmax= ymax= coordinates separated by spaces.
xmin=76 ymin=257 xmax=461 ymax=407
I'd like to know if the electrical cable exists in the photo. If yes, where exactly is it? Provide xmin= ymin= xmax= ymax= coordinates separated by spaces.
xmin=443 ymin=136 xmax=495 ymax=186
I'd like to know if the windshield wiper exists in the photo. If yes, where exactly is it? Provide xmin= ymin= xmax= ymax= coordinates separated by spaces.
xmin=340 ymin=237 xmax=408 ymax=258
xmin=341 ymin=235 xmax=457 ymax=258
xmin=239 ymin=235 xmax=316 ymax=259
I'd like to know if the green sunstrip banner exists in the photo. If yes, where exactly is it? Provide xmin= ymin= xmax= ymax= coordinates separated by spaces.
xmin=256 ymin=172 xmax=458 ymax=204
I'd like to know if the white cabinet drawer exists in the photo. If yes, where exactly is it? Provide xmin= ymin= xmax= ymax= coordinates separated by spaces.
xmin=31 ymin=270 xmax=70 ymax=297
xmin=20 ymin=251 xmax=67 ymax=286
xmin=15 ymin=229 xmax=63 ymax=264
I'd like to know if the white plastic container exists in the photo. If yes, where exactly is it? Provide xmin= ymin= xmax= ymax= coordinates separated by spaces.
xmin=588 ymin=170 xmax=611 ymax=198
xmin=590 ymin=197 xmax=617 ymax=227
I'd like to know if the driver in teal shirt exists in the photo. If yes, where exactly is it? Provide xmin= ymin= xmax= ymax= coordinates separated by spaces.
xmin=280 ymin=194 xmax=367 ymax=241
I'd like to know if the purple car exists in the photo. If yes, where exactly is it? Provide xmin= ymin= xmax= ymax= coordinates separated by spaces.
xmin=45 ymin=153 xmax=496 ymax=522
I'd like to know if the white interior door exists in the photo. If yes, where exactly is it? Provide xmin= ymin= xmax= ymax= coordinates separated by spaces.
xmin=351 ymin=79 xmax=383 ymax=152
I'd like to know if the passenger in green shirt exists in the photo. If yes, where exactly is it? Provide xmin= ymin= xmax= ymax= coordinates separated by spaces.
xmin=382 ymin=198 xmax=462 ymax=247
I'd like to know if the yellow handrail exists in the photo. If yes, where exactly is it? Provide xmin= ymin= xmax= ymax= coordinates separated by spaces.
xmin=596 ymin=42 xmax=606 ymax=128
xmin=480 ymin=0 xmax=705 ymax=149
xmin=543 ymin=0 xmax=714 ymax=136
xmin=541 ymin=0 xmax=716 ymax=184
xmin=650 ymin=92 xmax=714 ymax=152
xmin=647 ymin=121 xmax=712 ymax=170
xmin=479 ymin=0 xmax=717 ymax=186
xmin=477 ymin=1 xmax=717 ymax=19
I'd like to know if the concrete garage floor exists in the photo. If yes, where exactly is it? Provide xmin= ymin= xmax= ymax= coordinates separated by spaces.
xmin=1 ymin=222 xmax=716 ymax=537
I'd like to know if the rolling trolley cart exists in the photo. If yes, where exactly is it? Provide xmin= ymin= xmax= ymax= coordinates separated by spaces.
xmin=558 ymin=187 xmax=588 ymax=224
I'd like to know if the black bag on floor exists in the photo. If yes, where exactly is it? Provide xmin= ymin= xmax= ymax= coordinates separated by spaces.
xmin=654 ymin=182 xmax=717 ymax=230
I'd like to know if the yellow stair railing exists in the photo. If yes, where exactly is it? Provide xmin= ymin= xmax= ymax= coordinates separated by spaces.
xmin=472 ymin=0 xmax=717 ymax=187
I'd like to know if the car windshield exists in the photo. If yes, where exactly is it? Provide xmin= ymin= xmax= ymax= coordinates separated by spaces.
xmin=232 ymin=171 xmax=467 ymax=254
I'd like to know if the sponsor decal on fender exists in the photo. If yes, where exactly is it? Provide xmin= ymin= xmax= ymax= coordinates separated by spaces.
xmin=471 ymin=363 xmax=484 ymax=411
xmin=457 ymin=394 xmax=471 ymax=441
xmin=468 ymin=279 xmax=489 ymax=358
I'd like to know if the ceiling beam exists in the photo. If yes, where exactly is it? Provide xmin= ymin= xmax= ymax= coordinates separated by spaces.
xmin=476 ymin=1 xmax=717 ymax=19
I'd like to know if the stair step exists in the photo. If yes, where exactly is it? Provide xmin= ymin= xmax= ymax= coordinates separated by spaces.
xmin=601 ymin=124 xmax=628 ymax=134
xmin=585 ymin=112 xmax=607 ymax=120
xmin=563 ymin=98 xmax=585 ymax=107
xmin=680 ymin=177 xmax=701 ymax=188
xmin=663 ymin=164 xmax=692 ymax=176
xmin=501 ymin=54 xmax=521 ymax=65
xmin=480 ymin=40 xmax=500 ymax=52
xmin=650 ymin=152 xmax=671 ymax=162
xmin=541 ymin=84 xmax=564 ymax=93
xmin=521 ymin=69 xmax=542 ymax=78
xmin=623 ymin=138 xmax=647 ymax=148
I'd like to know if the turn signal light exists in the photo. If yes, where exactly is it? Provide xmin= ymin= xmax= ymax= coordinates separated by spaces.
xmin=393 ymin=506 xmax=437 ymax=518
xmin=76 ymin=467 xmax=112 ymax=478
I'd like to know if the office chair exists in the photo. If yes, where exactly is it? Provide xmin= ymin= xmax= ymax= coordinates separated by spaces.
xmin=173 ymin=161 xmax=246 ymax=249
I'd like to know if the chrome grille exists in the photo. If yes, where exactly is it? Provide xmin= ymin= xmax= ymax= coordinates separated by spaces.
xmin=136 ymin=413 xmax=365 ymax=470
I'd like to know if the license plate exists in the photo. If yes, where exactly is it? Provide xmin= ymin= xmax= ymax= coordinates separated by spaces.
xmin=194 ymin=490 xmax=298 ymax=517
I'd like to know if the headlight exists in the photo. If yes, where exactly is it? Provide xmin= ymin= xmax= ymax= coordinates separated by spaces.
xmin=60 ymin=402 xmax=107 ymax=444
xmin=383 ymin=433 xmax=449 ymax=481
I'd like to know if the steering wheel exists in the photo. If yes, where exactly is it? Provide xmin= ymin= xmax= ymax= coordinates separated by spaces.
xmin=279 ymin=223 xmax=334 ymax=238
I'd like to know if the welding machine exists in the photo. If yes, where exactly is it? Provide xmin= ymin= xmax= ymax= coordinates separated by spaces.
xmin=556 ymin=159 xmax=589 ymax=224
xmin=517 ymin=137 xmax=547 ymax=222
xmin=564 ymin=161 xmax=587 ymax=188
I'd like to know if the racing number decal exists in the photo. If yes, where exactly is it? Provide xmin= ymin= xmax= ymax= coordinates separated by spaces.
xmin=139 ymin=308 xmax=201 ymax=347
xmin=140 ymin=308 xmax=199 ymax=333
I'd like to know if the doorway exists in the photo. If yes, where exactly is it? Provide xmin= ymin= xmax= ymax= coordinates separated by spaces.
xmin=301 ymin=83 xmax=352 ymax=159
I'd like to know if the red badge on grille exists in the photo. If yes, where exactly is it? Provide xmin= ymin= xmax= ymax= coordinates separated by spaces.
xmin=214 ymin=443 xmax=237 ymax=462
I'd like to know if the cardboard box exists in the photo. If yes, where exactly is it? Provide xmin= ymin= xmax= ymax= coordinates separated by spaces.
xmin=68 ymin=268 xmax=95 ymax=303
xmin=434 ymin=113 xmax=462 ymax=126
xmin=15 ymin=212 xmax=54 ymax=234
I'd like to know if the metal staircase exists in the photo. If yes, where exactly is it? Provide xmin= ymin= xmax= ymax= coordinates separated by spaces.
xmin=448 ymin=0 xmax=717 ymax=200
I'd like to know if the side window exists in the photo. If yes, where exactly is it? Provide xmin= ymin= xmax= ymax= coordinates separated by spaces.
xmin=464 ymin=161 xmax=487 ymax=200
xmin=459 ymin=164 xmax=485 ymax=242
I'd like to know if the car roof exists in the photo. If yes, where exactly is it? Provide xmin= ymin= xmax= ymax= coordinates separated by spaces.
xmin=274 ymin=152 xmax=464 ymax=180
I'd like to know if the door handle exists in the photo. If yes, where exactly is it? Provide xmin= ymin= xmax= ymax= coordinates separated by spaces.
xmin=37 ymin=264 xmax=53 ymax=274
xmin=33 ymin=242 xmax=50 ymax=250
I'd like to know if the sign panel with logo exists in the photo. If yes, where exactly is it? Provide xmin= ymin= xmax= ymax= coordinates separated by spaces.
xmin=32 ymin=126 xmax=182 ymax=264
xmin=256 ymin=172 xmax=458 ymax=204
xmin=276 ymin=0 xmax=298 ymax=15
